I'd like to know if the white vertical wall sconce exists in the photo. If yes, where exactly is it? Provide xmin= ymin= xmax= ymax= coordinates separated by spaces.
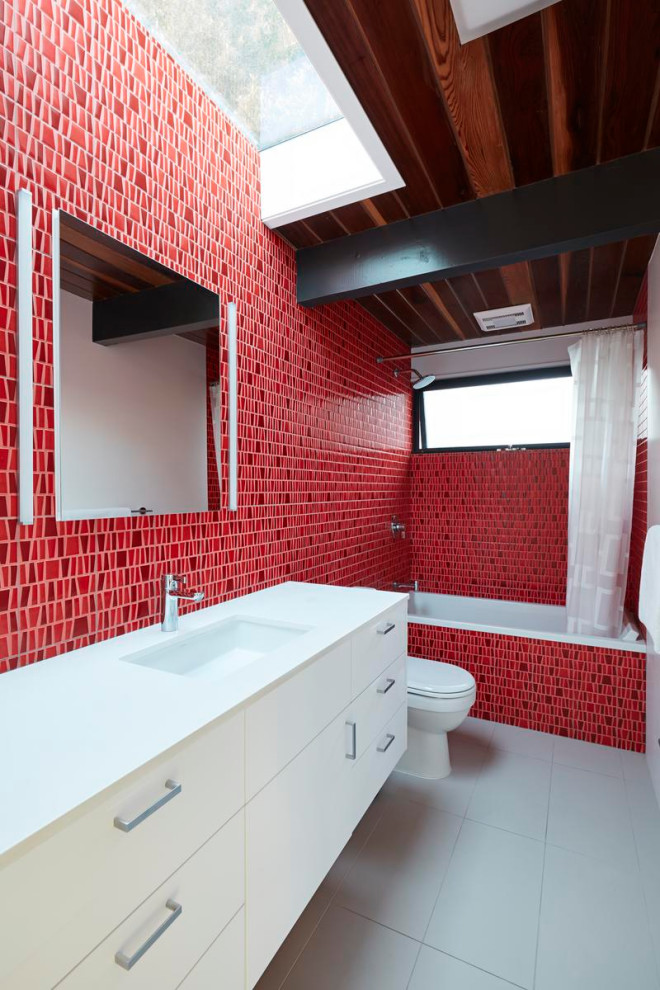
xmin=17 ymin=189 xmax=34 ymax=526
xmin=227 ymin=301 xmax=238 ymax=512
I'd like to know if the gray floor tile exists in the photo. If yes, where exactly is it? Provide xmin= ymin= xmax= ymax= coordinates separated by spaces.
xmin=491 ymin=722 xmax=555 ymax=762
xmin=536 ymin=844 xmax=658 ymax=990
xmin=547 ymin=764 xmax=638 ymax=869
xmin=335 ymin=797 xmax=461 ymax=939
xmin=281 ymin=906 xmax=419 ymax=990
xmin=408 ymin=946 xmax=519 ymax=989
xmin=553 ymin=736 xmax=623 ymax=777
xmin=424 ymin=820 xmax=544 ymax=989
xmin=386 ymin=733 xmax=488 ymax=817
xmin=466 ymin=750 xmax=551 ymax=840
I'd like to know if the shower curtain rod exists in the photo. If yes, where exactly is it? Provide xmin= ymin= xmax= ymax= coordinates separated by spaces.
xmin=376 ymin=321 xmax=647 ymax=364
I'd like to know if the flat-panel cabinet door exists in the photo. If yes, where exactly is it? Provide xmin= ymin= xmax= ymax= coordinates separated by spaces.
xmin=245 ymin=708 xmax=354 ymax=988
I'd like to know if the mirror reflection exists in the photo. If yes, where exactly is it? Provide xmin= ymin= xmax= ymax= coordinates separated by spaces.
xmin=55 ymin=213 xmax=221 ymax=520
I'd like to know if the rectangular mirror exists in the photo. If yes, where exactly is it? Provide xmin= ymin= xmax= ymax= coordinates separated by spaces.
xmin=53 ymin=211 xmax=222 ymax=520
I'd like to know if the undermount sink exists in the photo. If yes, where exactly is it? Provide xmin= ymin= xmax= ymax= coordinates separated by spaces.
xmin=121 ymin=616 xmax=311 ymax=682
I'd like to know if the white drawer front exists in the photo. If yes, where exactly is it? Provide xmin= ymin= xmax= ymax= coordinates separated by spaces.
xmin=246 ymin=707 xmax=353 ymax=988
xmin=58 ymin=810 xmax=244 ymax=990
xmin=345 ymin=654 xmax=406 ymax=760
xmin=352 ymin=703 xmax=407 ymax=823
xmin=1 ymin=712 xmax=244 ymax=990
xmin=178 ymin=908 xmax=244 ymax=990
xmin=246 ymin=640 xmax=352 ymax=799
xmin=351 ymin=603 xmax=407 ymax=696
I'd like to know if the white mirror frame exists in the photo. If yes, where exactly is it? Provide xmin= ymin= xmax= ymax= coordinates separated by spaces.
xmin=17 ymin=189 xmax=34 ymax=526
xmin=227 ymin=300 xmax=238 ymax=512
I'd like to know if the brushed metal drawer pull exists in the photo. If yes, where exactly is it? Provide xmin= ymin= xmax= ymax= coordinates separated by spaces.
xmin=377 ymin=733 xmax=396 ymax=753
xmin=115 ymin=899 xmax=182 ymax=970
xmin=113 ymin=779 xmax=181 ymax=832
xmin=377 ymin=678 xmax=396 ymax=695
xmin=345 ymin=720 xmax=357 ymax=760
xmin=377 ymin=622 xmax=396 ymax=635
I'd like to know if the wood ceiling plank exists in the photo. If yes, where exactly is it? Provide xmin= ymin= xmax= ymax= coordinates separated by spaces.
xmin=587 ymin=242 xmax=624 ymax=320
xmin=599 ymin=0 xmax=660 ymax=162
xmin=60 ymin=250 xmax=148 ymax=295
xmin=445 ymin=274 xmax=486 ymax=330
xmin=343 ymin=0 xmax=474 ymax=207
xmin=300 ymin=213 xmax=349 ymax=243
xmin=563 ymin=248 xmax=591 ymax=324
xmin=397 ymin=285 xmax=458 ymax=344
xmin=372 ymin=290 xmax=437 ymax=345
xmin=419 ymin=283 xmax=467 ymax=340
xmin=530 ymin=256 xmax=563 ymax=327
xmin=328 ymin=202 xmax=380 ymax=236
xmin=304 ymin=0 xmax=446 ymax=215
xmin=411 ymin=0 xmax=514 ymax=196
xmin=358 ymin=295 xmax=418 ymax=346
xmin=60 ymin=274 xmax=114 ymax=302
xmin=487 ymin=13 xmax=553 ymax=186
xmin=425 ymin=280 xmax=477 ymax=339
xmin=277 ymin=221 xmax=322 ymax=249
xmin=364 ymin=192 xmax=410 ymax=225
xmin=543 ymin=0 xmax=606 ymax=175
xmin=60 ymin=218 xmax=174 ymax=287
xmin=612 ymin=235 xmax=658 ymax=317
xmin=473 ymin=269 xmax=511 ymax=310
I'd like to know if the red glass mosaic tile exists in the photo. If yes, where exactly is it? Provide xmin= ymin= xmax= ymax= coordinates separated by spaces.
xmin=408 ymin=622 xmax=646 ymax=752
xmin=409 ymin=448 xmax=569 ymax=604
xmin=0 ymin=0 xmax=412 ymax=669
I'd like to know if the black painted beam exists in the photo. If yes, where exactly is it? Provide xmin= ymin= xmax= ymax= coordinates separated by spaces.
xmin=93 ymin=278 xmax=219 ymax=344
xmin=296 ymin=149 xmax=660 ymax=306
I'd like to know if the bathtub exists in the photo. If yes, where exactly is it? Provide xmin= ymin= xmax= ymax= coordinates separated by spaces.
xmin=407 ymin=591 xmax=645 ymax=654
xmin=406 ymin=590 xmax=646 ymax=751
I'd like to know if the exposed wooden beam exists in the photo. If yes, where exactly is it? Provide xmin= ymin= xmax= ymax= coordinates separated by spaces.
xmin=297 ymin=149 xmax=660 ymax=307
xmin=93 ymin=279 xmax=219 ymax=345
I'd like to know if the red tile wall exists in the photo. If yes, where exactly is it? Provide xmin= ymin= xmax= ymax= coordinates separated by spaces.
xmin=409 ymin=448 xmax=569 ymax=604
xmin=0 ymin=0 xmax=412 ymax=672
xmin=409 ymin=622 xmax=646 ymax=751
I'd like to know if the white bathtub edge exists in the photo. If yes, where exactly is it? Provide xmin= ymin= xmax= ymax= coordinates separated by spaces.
xmin=408 ymin=614 xmax=646 ymax=654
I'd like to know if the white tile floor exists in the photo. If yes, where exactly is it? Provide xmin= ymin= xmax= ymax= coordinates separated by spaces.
xmin=256 ymin=717 xmax=660 ymax=990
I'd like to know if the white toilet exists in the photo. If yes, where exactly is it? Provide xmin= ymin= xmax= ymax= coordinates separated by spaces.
xmin=397 ymin=656 xmax=477 ymax=779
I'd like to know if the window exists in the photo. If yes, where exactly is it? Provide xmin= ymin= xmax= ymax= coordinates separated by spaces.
xmin=123 ymin=0 xmax=341 ymax=149
xmin=415 ymin=367 xmax=573 ymax=452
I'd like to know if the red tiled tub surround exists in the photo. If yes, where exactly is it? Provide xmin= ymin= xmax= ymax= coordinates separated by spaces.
xmin=409 ymin=621 xmax=646 ymax=752
xmin=410 ymin=449 xmax=569 ymax=605
xmin=0 ymin=0 xmax=413 ymax=672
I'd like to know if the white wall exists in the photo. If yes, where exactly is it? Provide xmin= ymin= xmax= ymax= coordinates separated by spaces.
xmin=412 ymin=317 xmax=634 ymax=380
xmin=646 ymin=240 xmax=660 ymax=800
xmin=59 ymin=291 xmax=208 ymax=518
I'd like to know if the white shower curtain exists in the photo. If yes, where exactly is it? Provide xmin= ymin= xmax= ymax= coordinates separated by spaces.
xmin=566 ymin=328 xmax=644 ymax=637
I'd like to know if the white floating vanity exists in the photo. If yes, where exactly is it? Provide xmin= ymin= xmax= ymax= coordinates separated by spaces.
xmin=0 ymin=582 xmax=408 ymax=989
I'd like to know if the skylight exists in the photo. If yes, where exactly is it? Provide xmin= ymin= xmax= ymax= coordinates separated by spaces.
xmin=123 ymin=0 xmax=342 ymax=149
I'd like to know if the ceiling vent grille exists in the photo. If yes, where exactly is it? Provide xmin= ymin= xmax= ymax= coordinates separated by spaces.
xmin=474 ymin=304 xmax=534 ymax=333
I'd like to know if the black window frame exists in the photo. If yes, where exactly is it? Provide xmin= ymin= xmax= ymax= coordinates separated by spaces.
xmin=414 ymin=365 xmax=572 ymax=454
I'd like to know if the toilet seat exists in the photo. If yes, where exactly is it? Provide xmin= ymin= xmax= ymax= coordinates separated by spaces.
xmin=407 ymin=656 xmax=475 ymax=699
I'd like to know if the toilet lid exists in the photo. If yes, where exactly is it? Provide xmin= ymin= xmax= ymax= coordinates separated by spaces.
xmin=407 ymin=656 xmax=475 ymax=697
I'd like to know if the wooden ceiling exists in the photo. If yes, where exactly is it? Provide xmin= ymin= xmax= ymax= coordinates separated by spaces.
xmin=60 ymin=214 xmax=177 ymax=302
xmin=59 ymin=214 xmax=215 ymax=346
xmin=280 ymin=0 xmax=660 ymax=345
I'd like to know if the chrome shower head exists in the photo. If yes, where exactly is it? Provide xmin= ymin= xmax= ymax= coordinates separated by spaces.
xmin=411 ymin=370 xmax=436 ymax=390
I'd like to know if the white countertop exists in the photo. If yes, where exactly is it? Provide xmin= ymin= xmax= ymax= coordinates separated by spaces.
xmin=0 ymin=582 xmax=406 ymax=859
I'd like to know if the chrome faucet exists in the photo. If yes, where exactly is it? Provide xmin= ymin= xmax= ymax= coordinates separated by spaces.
xmin=161 ymin=573 xmax=205 ymax=632
xmin=393 ymin=580 xmax=419 ymax=593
